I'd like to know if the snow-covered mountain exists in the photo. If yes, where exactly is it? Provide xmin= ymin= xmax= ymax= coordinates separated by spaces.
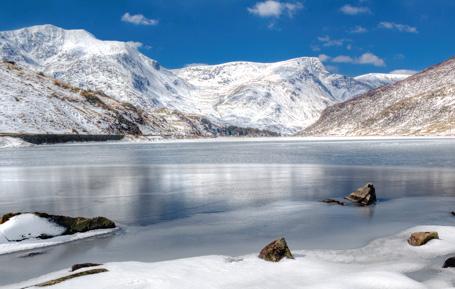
xmin=0 ymin=25 xmax=405 ymax=135
xmin=174 ymin=59 xmax=387 ymax=133
xmin=0 ymin=60 xmax=267 ymax=137
xmin=354 ymin=73 xmax=411 ymax=89
xmin=302 ymin=57 xmax=455 ymax=136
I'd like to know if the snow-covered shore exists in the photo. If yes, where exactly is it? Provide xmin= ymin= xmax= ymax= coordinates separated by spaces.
xmin=7 ymin=225 xmax=455 ymax=289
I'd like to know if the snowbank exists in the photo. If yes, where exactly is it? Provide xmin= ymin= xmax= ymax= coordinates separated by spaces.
xmin=8 ymin=225 xmax=455 ymax=289
xmin=0 ymin=214 xmax=118 ymax=255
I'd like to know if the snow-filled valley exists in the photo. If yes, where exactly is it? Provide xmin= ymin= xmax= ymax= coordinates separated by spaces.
xmin=0 ymin=25 xmax=409 ymax=136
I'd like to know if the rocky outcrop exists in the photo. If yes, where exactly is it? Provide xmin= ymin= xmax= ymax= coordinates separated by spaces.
xmin=32 ymin=268 xmax=108 ymax=287
xmin=443 ymin=257 xmax=455 ymax=268
xmin=258 ymin=238 xmax=294 ymax=262
xmin=0 ymin=212 xmax=116 ymax=236
xmin=71 ymin=263 xmax=102 ymax=272
xmin=345 ymin=183 xmax=376 ymax=206
xmin=407 ymin=232 xmax=439 ymax=246
xmin=34 ymin=213 xmax=115 ymax=235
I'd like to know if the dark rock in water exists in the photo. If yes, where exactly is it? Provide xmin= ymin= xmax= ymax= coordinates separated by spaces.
xmin=345 ymin=183 xmax=376 ymax=206
xmin=258 ymin=237 xmax=294 ymax=262
xmin=407 ymin=231 xmax=439 ymax=246
xmin=18 ymin=251 xmax=46 ymax=258
xmin=451 ymin=211 xmax=455 ymax=216
xmin=71 ymin=263 xmax=102 ymax=272
xmin=321 ymin=199 xmax=345 ymax=206
xmin=443 ymin=257 xmax=455 ymax=268
xmin=0 ymin=212 xmax=116 ymax=236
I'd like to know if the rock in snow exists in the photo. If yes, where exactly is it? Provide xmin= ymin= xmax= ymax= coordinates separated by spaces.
xmin=407 ymin=231 xmax=439 ymax=246
xmin=442 ymin=257 xmax=455 ymax=268
xmin=258 ymin=237 xmax=294 ymax=262
xmin=0 ymin=25 xmax=405 ymax=136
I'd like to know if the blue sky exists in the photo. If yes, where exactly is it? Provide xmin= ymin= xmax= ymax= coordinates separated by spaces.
xmin=0 ymin=0 xmax=454 ymax=75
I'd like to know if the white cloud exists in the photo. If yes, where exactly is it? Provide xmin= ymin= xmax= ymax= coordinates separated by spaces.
xmin=320 ymin=53 xmax=385 ymax=67
xmin=390 ymin=69 xmax=418 ymax=75
xmin=318 ymin=54 xmax=331 ymax=62
xmin=332 ymin=55 xmax=355 ymax=63
xmin=121 ymin=12 xmax=159 ymax=26
xmin=349 ymin=25 xmax=367 ymax=33
xmin=378 ymin=22 xmax=417 ymax=33
xmin=340 ymin=4 xmax=371 ymax=15
xmin=248 ymin=0 xmax=303 ymax=18
xmin=357 ymin=52 xmax=385 ymax=66
xmin=317 ymin=35 xmax=346 ymax=47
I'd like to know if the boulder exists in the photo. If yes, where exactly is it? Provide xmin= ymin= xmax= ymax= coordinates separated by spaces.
xmin=443 ymin=257 xmax=455 ymax=268
xmin=345 ymin=183 xmax=376 ymax=206
xmin=321 ymin=199 xmax=345 ymax=206
xmin=258 ymin=238 xmax=294 ymax=262
xmin=71 ymin=263 xmax=102 ymax=272
xmin=407 ymin=231 xmax=439 ymax=246
xmin=0 ymin=212 xmax=116 ymax=236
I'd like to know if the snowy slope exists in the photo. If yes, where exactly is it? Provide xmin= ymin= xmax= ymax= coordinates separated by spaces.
xmin=303 ymin=57 xmax=455 ymax=136
xmin=0 ymin=24 xmax=196 ymax=111
xmin=0 ymin=60 xmax=233 ymax=137
xmin=175 ymin=58 xmax=388 ymax=133
xmin=0 ymin=25 xmax=404 ymax=135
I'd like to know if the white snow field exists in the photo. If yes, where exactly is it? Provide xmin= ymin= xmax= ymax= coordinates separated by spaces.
xmin=0 ymin=214 xmax=117 ymax=255
xmin=8 ymin=225 xmax=455 ymax=289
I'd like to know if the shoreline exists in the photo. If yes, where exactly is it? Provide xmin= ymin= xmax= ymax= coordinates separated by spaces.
xmin=2 ymin=134 xmax=455 ymax=149
xmin=6 ymin=224 xmax=455 ymax=289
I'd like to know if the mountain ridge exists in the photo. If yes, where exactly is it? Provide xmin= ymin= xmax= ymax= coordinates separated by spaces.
xmin=302 ymin=56 xmax=455 ymax=136
xmin=0 ymin=24 xmax=409 ymax=136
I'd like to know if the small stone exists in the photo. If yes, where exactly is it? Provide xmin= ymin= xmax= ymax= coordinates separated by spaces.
xmin=443 ymin=257 xmax=455 ymax=268
xmin=345 ymin=183 xmax=376 ymax=206
xmin=321 ymin=199 xmax=345 ymax=206
xmin=71 ymin=263 xmax=102 ymax=272
xmin=258 ymin=237 xmax=294 ymax=262
xmin=407 ymin=231 xmax=439 ymax=246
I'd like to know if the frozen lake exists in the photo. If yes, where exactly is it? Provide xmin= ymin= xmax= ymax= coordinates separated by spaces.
xmin=0 ymin=138 xmax=455 ymax=285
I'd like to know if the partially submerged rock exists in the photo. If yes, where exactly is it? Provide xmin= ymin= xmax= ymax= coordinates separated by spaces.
xmin=321 ymin=199 xmax=345 ymax=206
xmin=33 ymin=213 xmax=116 ymax=235
xmin=71 ymin=263 xmax=102 ymax=272
xmin=443 ymin=257 xmax=455 ymax=268
xmin=407 ymin=231 xmax=439 ymax=246
xmin=258 ymin=237 xmax=294 ymax=262
xmin=345 ymin=183 xmax=376 ymax=206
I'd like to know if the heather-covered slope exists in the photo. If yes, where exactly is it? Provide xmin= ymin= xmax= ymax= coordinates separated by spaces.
xmin=302 ymin=57 xmax=455 ymax=136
